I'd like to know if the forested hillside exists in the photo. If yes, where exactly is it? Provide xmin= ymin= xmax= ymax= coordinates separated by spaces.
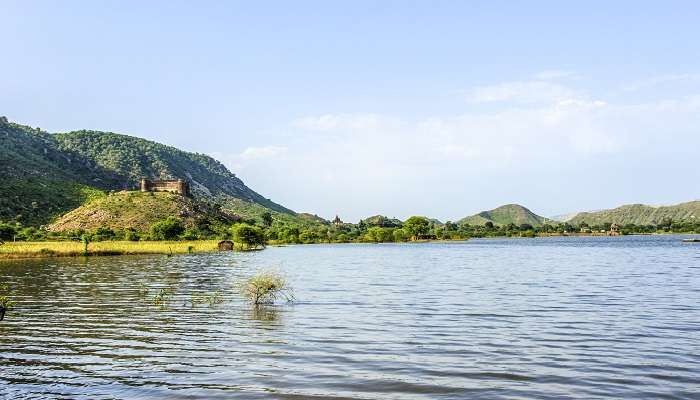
xmin=54 ymin=130 xmax=291 ymax=214
xmin=0 ymin=117 xmax=295 ymax=225
xmin=0 ymin=118 xmax=126 ymax=225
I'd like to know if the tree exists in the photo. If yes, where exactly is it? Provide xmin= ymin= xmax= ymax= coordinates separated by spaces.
xmin=484 ymin=221 xmax=495 ymax=229
xmin=261 ymin=211 xmax=273 ymax=227
xmin=150 ymin=217 xmax=185 ymax=240
xmin=357 ymin=219 xmax=367 ymax=232
xmin=299 ymin=229 xmax=319 ymax=244
xmin=392 ymin=228 xmax=408 ymax=242
xmin=0 ymin=222 xmax=17 ymax=241
xmin=233 ymin=224 xmax=267 ymax=250
xmin=403 ymin=216 xmax=430 ymax=240
xmin=279 ymin=225 xmax=300 ymax=243
xmin=366 ymin=227 xmax=393 ymax=243
xmin=519 ymin=223 xmax=534 ymax=231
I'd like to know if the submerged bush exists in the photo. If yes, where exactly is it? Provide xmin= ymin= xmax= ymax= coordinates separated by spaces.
xmin=191 ymin=290 xmax=224 ymax=307
xmin=0 ymin=284 xmax=16 ymax=321
xmin=241 ymin=271 xmax=293 ymax=305
xmin=152 ymin=286 xmax=176 ymax=307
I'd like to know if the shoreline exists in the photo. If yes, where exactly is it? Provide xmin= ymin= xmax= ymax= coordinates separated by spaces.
xmin=0 ymin=240 xmax=221 ymax=260
xmin=2 ymin=233 xmax=698 ymax=260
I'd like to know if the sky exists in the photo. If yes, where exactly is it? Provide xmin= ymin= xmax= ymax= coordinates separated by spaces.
xmin=2 ymin=1 xmax=700 ymax=222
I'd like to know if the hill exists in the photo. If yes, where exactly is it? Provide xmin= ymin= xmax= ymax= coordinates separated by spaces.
xmin=0 ymin=118 xmax=127 ymax=225
xmin=0 ymin=117 xmax=296 ymax=225
xmin=568 ymin=201 xmax=700 ymax=225
xmin=47 ymin=191 xmax=237 ymax=233
xmin=362 ymin=215 xmax=403 ymax=227
xmin=459 ymin=204 xmax=546 ymax=227
xmin=54 ymin=130 xmax=292 ymax=214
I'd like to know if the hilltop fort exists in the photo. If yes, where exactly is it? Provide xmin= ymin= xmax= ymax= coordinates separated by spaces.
xmin=139 ymin=178 xmax=189 ymax=196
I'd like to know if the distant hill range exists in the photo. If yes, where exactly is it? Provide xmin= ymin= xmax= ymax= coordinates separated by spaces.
xmin=458 ymin=204 xmax=546 ymax=227
xmin=0 ymin=117 xmax=295 ymax=225
xmin=567 ymin=201 xmax=700 ymax=225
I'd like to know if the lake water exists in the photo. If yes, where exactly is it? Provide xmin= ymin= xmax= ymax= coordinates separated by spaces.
xmin=1 ymin=235 xmax=699 ymax=399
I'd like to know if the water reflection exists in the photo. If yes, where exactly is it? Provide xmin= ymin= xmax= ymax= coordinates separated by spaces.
xmin=250 ymin=305 xmax=281 ymax=323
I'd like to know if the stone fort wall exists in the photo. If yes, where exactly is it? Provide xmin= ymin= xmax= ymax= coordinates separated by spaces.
xmin=140 ymin=178 xmax=189 ymax=196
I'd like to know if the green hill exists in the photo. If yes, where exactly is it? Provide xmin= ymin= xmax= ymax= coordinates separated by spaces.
xmin=47 ymin=191 xmax=236 ymax=233
xmin=0 ymin=117 xmax=296 ymax=225
xmin=362 ymin=215 xmax=403 ymax=227
xmin=458 ymin=204 xmax=546 ymax=227
xmin=0 ymin=118 xmax=127 ymax=225
xmin=54 ymin=130 xmax=292 ymax=214
xmin=569 ymin=201 xmax=700 ymax=225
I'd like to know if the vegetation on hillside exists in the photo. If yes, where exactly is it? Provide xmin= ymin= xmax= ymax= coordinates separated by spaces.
xmin=459 ymin=204 xmax=546 ymax=227
xmin=54 ymin=129 xmax=293 ymax=215
xmin=0 ymin=117 xmax=295 ymax=225
xmin=568 ymin=201 xmax=700 ymax=226
xmin=0 ymin=118 xmax=125 ymax=225
xmin=47 ymin=191 xmax=236 ymax=235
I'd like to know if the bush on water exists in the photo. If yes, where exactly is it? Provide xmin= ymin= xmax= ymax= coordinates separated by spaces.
xmin=241 ymin=271 xmax=293 ymax=305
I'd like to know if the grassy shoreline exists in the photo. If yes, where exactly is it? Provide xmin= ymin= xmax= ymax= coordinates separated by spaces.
xmin=0 ymin=240 xmax=221 ymax=259
xmin=2 ymin=233 xmax=697 ymax=259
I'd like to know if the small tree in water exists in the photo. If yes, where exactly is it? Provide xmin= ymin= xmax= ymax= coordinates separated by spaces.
xmin=0 ymin=284 xmax=16 ymax=321
xmin=241 ymin=271 xmax=293 ymax=305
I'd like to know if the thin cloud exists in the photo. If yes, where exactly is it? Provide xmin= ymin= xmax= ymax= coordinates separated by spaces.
xmin=467 ymin=81 xmax=575 ymax=104
xmin=533 ymin=70 xmax=578 ymax=80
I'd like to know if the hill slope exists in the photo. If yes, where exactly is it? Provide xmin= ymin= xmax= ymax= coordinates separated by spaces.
xmin=0 ymin=117 xmax=295 ymax=225
xmin=0 ymin=118 xmax=127 ymax=225
xmin=54 ymin=130 xmax=292 ymax=214
xmin=47 ymin=191 xmax=237 ymax=232
xmin=569 ymin=201 xmax=700 ymax=225
xmin=459 ymin=204 xmax=546 ymax=227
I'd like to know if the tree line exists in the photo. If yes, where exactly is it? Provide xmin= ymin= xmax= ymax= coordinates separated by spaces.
xmin=2 ymin=213 xmax=698 ymax=246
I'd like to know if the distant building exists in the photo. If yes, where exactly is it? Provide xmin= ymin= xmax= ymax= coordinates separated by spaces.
xmin=332 ymin=215 xmax=343 ymax=226
xmin=140 ymin=178 xmax=189 ymax=196
xmin=609 ymin=223 xmax=620 ymax=236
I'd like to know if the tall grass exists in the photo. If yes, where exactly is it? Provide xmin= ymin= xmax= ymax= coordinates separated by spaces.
xmin=0 ymin=240 xmax=221 ymax=259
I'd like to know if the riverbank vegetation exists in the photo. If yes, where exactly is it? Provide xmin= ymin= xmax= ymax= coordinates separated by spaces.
xmin=1 ymin=214 xmax=698 ymax=259
xmin=0 ymin=240 xmax=219 ymax=258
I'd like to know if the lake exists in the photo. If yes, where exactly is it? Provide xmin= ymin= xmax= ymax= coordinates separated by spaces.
xmin=1 ymin=235 xmax=699 ymax=399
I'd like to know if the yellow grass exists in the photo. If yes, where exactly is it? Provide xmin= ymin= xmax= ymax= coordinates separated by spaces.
xmin=0 ymin=240 xmax=221 ymax=259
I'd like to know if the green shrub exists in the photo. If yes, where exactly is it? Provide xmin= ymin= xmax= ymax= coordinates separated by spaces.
xmin=124 ymin=228 xmax=140 ymax=241
xmin=0 ymin=222 xmax=17 ymax=241
xmin=180 ymin=228 xmax=200 ymax=240
xmin=150 ymin=217 xmax=185 ymax=241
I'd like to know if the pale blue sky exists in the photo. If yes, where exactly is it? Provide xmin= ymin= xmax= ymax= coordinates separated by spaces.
xmin=2 ymin=1 xmax=699 ymax=221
